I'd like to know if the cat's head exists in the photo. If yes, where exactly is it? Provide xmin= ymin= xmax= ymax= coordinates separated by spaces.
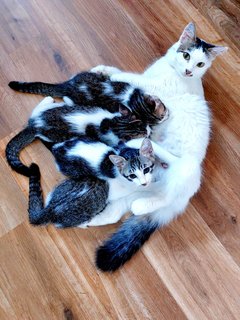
xmin=172 ymin=22 xmax=228 ymax=79
xmin=109 ymin=138 xmax=155 ymax=187
xmin=124 ymin=89 xmax=169 ymax=126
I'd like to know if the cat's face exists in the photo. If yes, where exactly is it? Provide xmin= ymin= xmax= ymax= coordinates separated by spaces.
xmin=109 ymin=138 xmax=155 ymax=187
xmin=174 ymin=22 xmax=228 ymax=79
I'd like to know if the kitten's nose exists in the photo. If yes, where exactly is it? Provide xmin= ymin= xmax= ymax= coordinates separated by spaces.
xmin=185 ymin=69 xmax=192 ymax=76
xmin=141 ymin=183 xmax=147 ymax=186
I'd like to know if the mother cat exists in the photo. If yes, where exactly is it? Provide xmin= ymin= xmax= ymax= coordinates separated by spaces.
xmin=89 ymin=22 xmax=227 ymax=271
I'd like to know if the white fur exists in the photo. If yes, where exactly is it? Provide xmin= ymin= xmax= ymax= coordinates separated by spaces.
xmin=79 ymin=84 xmax=92 ymax=100
xmin=86 ymin=24 xmax=220 ymax=227
xmin=67 ymin=141 xmax=112 ymax=168
xmin=64 ymin=109 xmax=119 ymax=133
xmin=31 ymin=97 xmax=63 ymax=119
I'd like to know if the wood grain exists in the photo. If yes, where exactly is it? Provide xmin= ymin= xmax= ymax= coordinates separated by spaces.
xmin=0 ymin=0 xmax=239 ymax=319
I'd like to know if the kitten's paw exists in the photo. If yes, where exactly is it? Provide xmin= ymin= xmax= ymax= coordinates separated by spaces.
xmin=77 ymin=222 xmax=89 ymax=229
xmin=91 ymin=65 xmax=121 ymax=76
xmin=42 ymin=96 xmax=54 ymax=104
xmin=131 ymin=199 xmax=148 ymax=216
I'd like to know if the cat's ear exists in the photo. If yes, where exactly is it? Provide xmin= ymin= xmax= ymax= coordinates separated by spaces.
xmin=179 ymin=22 xmax=196 ymax=48
xmin=140 ymin=138 xmax=154 ymax=159
xmin=109 ymin=155 xmax=127 ymax=171
xmin=119 ymin=105 xmax=131 ymax=117
xmin=207 ymin=45 xmax=228 ymax=58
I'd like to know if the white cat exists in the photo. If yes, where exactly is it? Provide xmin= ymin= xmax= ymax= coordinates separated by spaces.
xmin=88 ymin=22 xmax=227 ymax=272
xmin=92 ymin=22 xmax=227 ymax=99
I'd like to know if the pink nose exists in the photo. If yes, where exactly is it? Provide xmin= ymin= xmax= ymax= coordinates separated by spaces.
xmin=185 ymin=69 xmax=192 ymax=75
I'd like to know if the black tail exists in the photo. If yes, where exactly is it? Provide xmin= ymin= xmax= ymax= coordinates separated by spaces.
xmin=8 ymin=81 xmax=65 ymax=97
xmin=28 ymin=163 xmax=51 ymax=225
xmin=5 ymin=126 xmax=36 ymax=177
xmin=96 ymin=214 xmax=159 ymax=272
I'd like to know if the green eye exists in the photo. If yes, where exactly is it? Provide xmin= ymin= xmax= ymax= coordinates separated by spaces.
xmin=183 ymin=52 xmax=190 ymax=60
xmin=197 ymin=62 xmax=205 ymax=68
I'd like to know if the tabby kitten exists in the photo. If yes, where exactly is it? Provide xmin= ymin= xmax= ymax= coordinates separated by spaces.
xmin=6 ymin=88 xmax=167 ymax=177
xmin=28 ymin=139 xmax=157 ymax=227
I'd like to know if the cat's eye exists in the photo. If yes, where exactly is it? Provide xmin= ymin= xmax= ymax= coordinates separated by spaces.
xmin=197 ymin=62 xmax=205 ymax=68
xmin=143 ymin=167 xmax=150 ymax=174
xmin=183 ymin=52 xmax=190 ymax=60
xmin=129 ymin=174 xmax=137 ymax=179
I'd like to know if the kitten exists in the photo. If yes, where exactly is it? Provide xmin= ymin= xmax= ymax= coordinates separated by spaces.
xmin=92 ymin=22 xmax=228 ymax=99
xmin=52 ymin=137 xmax=159 ymax=182
xmin=89 ymin=22 xmax=219 ymax=271
xmin=8 ymin=71 xmax=132 ymax=111
xmin=6 ymin=89 xmax=167 ymax=177
xmin=28 ymin=139 xmax=158 ymax=227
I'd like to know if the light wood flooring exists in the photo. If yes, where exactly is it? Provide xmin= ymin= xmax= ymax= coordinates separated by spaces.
xmin=0 ymin=0 xmax=240 ymax=319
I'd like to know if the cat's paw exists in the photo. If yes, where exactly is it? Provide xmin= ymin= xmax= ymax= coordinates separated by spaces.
xmin=77 ymin=222 xmax=89 ymax=228
xmin=91 ymin=65 xmax=121 ymax=76
xmin=41 ymin=96 xmax=54 ymax=104
xmin=131 ymin=199 xmax=149 ymax=216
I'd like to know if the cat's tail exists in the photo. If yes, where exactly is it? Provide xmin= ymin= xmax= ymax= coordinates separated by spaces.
xmin=96 ymin=214 xmax=159 ymax=272
xmin=28 ymin=163 xmax=51 ymax=225
xmin=8 ymin=81 xmax=65 ymax=97
xmin=5 ymin=126 xmax=36 ymax=177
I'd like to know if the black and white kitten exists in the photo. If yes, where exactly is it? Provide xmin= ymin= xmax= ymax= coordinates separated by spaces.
xmin=28 ymin=139 xmax=157 ymax=227
xmin=6 ymin=88 xmax=167 ymax=177
xmin=52 ymin=137 xmax=157 ymax=182
xmin=9 ymin=71 xmax=133 ymax=110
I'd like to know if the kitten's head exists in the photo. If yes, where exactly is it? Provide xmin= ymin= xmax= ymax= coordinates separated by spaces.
xmin=173 ymin=22 xmax=228 ymax=78
xmin=109 ymin=138 xmax=155 ymax=187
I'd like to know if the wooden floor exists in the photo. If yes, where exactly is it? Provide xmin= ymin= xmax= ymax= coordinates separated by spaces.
xmin=0 ymin=0 xmax=240 ymax=319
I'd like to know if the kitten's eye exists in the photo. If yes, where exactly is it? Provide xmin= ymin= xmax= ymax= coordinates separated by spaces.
xmin=183 ymin=52 xmax=190 ymax=60
xmin=129 ymin=174 xmax=137 ymax=179
xmin=197 ymin=62 xmax=205 ymax=68
xmin=143 ymin=167 xmax=150 ymax=174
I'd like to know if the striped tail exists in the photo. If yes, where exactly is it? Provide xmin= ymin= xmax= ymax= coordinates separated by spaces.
xmin=96 ymin=214 xmax=159 ymax=272
xmin=28 ymin=163 xmax=51 ymax=225
xmin=8 ymin=81 xmax=65 ymax=97
xmin=5 ymin=127 xmax=36 ymax=177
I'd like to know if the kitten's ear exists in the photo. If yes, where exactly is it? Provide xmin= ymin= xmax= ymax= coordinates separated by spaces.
xmin=109 ymin=155 xmax=127 ymax=171
xmin=119 ymin=105 xmax=131 ymax=117
xmin=140 ymin=138 xmax=154 ymax=159
xmin=179 ymin=22 xmax=196 ymax=47
xmin=207 ymin=45 xmax=228 ymax=58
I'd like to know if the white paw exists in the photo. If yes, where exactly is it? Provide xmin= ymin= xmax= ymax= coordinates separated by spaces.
xmin=42 ymin=96 xmax=54 ymax=104
xmin=77 ymin=221 xmax=89 ymax=229
xmin=90 ymin=65 xmax=121 ymax=76
xmin=131 ymin=199 xmax=148 ymax=216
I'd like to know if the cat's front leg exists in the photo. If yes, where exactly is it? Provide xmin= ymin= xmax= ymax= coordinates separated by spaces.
xmin=131 ymin=196 xmax=169 ymax=215
xmin=90 ymin=65 xmax=122 ymax=76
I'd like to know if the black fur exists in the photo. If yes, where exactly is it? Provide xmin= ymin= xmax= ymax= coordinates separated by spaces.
xmin=6 ymin=72 xmax=165 ymax=178
xmin=96 ymin=215 xmax=159 ymax=272
xmin=28 ymin=163 xmax=109 ymax=227
xmin=9 ymin=72 xmax=129 ymax=112
xmin=51 ymin=137 xmax=140 ymax=180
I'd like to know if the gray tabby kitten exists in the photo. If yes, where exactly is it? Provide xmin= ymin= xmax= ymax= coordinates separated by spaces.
xmin=28 ymin=139 xmax=157 ymax=227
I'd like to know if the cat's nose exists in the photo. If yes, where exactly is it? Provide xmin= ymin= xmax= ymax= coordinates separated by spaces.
xmin=141 ymin=183 xmax=147 ymax=186
xmin=185 ymin=69 xmax=192 ymax=76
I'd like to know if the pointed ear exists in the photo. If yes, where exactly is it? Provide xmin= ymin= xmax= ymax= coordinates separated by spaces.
xmin=119 ymin=105 xmax=131 ymax=117
xmin=208 ymin=45 xmax=228 ymax=58
xmin=179 ymin=22 xmax=196 ymax=47
xmin=109 ymin=155 xmax=127 ymax=171
xmin=140 ymin=138 xmax=154 ymax=159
